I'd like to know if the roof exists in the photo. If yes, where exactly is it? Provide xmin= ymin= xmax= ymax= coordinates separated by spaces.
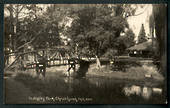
xmin=127 ymin=41 xmax=152 ymax=51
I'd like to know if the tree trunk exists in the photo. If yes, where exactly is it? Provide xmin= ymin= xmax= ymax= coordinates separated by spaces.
xmin=153 ymin=4 xmax=167 ymax=76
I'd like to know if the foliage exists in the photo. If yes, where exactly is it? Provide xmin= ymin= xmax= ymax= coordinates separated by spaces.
xmin=124 ymin=29 xmax=135 ymax=47
xmin=4 ymin=4 xmax=64 ymax=51
xmin=68 ymin=4 xmax=130 ymax=57
xmin=138 ymin=24 xmax=147 ymax=44
xmin=4 ymin=4 xmax=137 ymax=58
xmin=115 ymin=29 xmax=135 ymax=55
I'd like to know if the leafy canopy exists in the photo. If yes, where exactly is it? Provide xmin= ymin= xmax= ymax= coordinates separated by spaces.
xmin=68 ymin=4 xmax=134 ymax=57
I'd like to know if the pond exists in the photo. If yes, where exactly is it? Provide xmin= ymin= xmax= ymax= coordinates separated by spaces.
xmin=11 ymin=70 xmax=166 ymax=104
xmin=60 ymin=76 xmax=166 ymax=104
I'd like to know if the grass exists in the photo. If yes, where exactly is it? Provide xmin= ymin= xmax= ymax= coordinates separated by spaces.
xmin=87 ymin=63 xmax=164 ymax=83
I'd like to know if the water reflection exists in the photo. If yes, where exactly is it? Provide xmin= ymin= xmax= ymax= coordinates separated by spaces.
xmin=63 ymin=76 xmax=74 ymax=84
xmin=63 ymin=77 xmax=74 ymax=93
xmin=123 ymin=85 xmax=141 ymax=96
xmin=142 ymin=87 xmax=152 ymax=99
xmin=123 ymin=85 xmax=162 ymax=99
xmin=152 ymin=88 xmax=162 ymax=94
xmin=60 ymin=76 xmax=165 ymax=104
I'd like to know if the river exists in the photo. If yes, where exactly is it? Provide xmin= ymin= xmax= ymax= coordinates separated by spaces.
xmin=47 ymin=75 xmax=167 ymax=104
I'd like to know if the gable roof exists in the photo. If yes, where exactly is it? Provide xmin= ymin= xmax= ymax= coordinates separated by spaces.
xmin=127 ymin=41 xmax=152 ymax=51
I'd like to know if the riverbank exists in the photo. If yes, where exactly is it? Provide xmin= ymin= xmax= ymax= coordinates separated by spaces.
xmin=87 ymin=63 xmax=164 ymax=82
xmin=3 ymin=61 xmax=166 ymax=104
xmin=4 ymin=62 xmax=164 ymax=84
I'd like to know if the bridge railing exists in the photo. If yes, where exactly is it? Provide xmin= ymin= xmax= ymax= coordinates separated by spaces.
xmin=25 ymin=57 xmax=79 ymax=69
xmin=24 ymin=56 xmax=157 ymax=69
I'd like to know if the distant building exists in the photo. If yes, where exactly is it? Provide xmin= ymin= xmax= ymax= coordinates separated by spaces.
xmin=127 ymin=40 xmax=153 ymax=58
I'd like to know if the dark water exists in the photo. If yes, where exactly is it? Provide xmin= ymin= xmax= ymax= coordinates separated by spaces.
xmin=13 ymin=71 xmax=166 ymax=104
xmin=59 ymin=76 xmax=166 ymax=104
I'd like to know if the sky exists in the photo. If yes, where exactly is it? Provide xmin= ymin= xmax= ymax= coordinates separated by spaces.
xmin=127 ymin=4 xmax=153 ymax=40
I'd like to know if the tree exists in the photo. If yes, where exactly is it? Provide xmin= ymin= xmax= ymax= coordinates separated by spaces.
xmin=4 ymin=4 xmax=65 ymax=69
xmin=4 ymin=4 xmax=33 ymax=67
xmin=138 ymin=24 xmax=147 ymax=44
xmin=150 ymin=4 xmax=167 ymax=76
xmin=124 ymin=29 xmax=135 ymax=48
xmin=4 ymin=4 xmax=27 ymax=51
xmin=4 ymin=16 xmax=11 ymax=65
xmin=4 ymin=4 xmax=42 ymax=51
xmin=4 ymin=4 xmax=65 ymax=52
xmin=115 ymin=29 xmax=135 ymax=55
xmin=67 ymin=4 xmax=131 ymax=68
xmin=149 ymin=14 xmax=155 ymax=40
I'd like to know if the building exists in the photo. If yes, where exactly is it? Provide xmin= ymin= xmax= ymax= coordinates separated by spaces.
xmin=127 ymin=40 xmax=153 ymax=58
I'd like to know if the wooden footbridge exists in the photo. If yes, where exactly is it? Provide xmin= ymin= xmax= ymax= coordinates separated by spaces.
xmin=5 ymin=46 xmax=158 ymax=77
xmin=25 ymin=57 xmax=80 ymax=69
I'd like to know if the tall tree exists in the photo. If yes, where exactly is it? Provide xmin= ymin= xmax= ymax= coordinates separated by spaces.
xmin=138 ymin=24 xmax=147 ymax=44
xmin=151 ymin=4 xmax=167 ymax=76
xmin=4 ymin=4 xmax=26 ymax=51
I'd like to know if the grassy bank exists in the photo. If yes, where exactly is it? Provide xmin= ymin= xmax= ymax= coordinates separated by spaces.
xmin=87 ymin=64 xmax=164 ymax=83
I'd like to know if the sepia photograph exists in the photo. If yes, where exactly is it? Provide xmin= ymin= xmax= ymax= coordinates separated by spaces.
xmin=3 ymin=4 xmax=167 ymax=104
